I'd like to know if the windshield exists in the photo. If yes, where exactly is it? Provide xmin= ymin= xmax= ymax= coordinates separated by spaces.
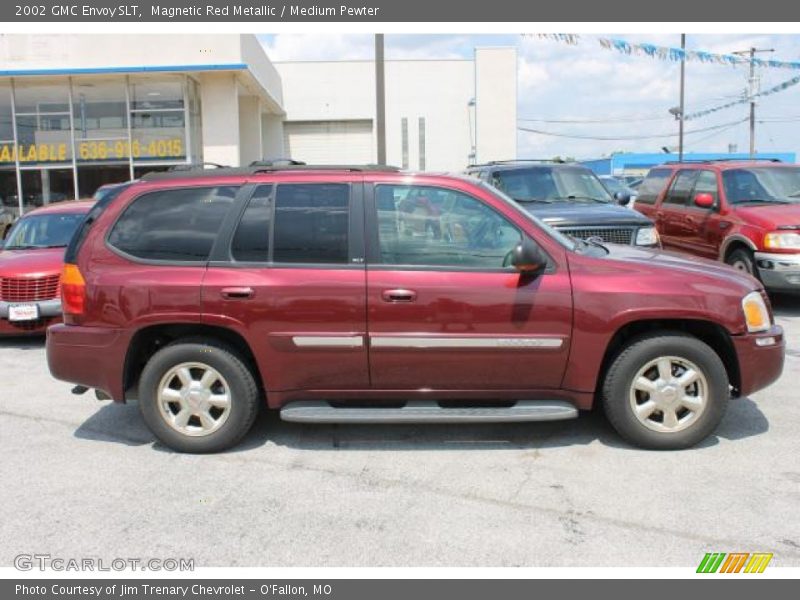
xmin=4 ymin=213 xmax=85 ymax=250
xmin=478 ymin=182 xmax=578 ymax=251
xmin=722 ymin=167 xmax=800 ymax=204
xmin=492 ymin=167 xmax=613 ymax=204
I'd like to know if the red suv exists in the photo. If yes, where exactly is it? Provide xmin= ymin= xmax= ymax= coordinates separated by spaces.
xmin=46 ymin=166 xmax=784 ymax=453
xmin=634 ymin=160 xmax=800 ymax=292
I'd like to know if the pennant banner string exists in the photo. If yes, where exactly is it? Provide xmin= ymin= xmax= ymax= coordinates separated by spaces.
xmin=534 ymin=34 xmax=800 ymax=71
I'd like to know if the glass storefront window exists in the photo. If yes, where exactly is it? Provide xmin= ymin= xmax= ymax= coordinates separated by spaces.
xmin=14 ymin=80 xmax=73 ymax=167
xmin=72 ymin=78 xmax=128 ymax=139
xmin=129 ymin=77 xmax=184 ymax=110
xmin=2 ymin=74 xmax=197 ymax=212
xmin=0 ymin=83 xmax=13 ymax=141
xmin=13 ymin=81 xmax=70 ymax=114
xmin=0 ymin=168 xmax=18 ymax=219
xmin=19 ymin=168 xmax=74 ymax=211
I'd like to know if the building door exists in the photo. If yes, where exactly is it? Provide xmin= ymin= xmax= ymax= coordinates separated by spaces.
xmin=283 ymin=120 xmax=374 ymax=164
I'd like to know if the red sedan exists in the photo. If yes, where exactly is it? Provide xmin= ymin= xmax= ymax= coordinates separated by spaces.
xmin=0 ymin=200 xmax=93 ymax=336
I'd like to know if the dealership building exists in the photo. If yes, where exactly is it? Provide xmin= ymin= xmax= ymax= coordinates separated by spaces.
xmin=0 ymin=34 xmax=516 ymax=215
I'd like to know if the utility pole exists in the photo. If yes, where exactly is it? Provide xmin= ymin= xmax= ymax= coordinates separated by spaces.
xmin=374 ymin=34 xmax=387 ymax=165
xmin=733 ymin=47 xmax=774 ymax=157
xmin=678 ymin=34 xmax=685 ymax=162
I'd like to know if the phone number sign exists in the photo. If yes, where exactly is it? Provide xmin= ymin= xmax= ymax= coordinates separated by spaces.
xmin=0 ymin=139 xmax=184 ymax=163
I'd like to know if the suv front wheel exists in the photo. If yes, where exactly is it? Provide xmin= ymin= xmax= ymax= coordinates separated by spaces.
xmin=602 ymin=333 xmax=729 ymax=449
xmin=138 ymin=339 xmax=260 ymax=453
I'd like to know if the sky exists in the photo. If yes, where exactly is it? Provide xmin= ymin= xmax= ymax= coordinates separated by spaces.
xmin=258 ymin=33 xmax=800 ymax=160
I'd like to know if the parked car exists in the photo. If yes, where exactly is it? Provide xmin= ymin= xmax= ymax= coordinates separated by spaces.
xmin=598 ymin=175 xmax=638 ymax=207
xmin=465 ymin=161 xmax=659 ymax=248
xmin=0 ymin=200 xmax=93 ymax=335
xmin=634 ymin=159 xmax=800 ymax=293
xmin=46 ymin=165 xmax=783 ymax=453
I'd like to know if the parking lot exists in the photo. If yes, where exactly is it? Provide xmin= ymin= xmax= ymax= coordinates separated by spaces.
xmin=0 ymin=295 xmax=798 ymax=568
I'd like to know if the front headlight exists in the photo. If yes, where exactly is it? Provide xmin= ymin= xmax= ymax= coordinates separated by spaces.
xmin=764 ymin=231 xmax=800 ymax=250
xmin=742 ymin=291 xmax=771 ymax=333
xmin=635 ymin=226 xmax=659 ymax=246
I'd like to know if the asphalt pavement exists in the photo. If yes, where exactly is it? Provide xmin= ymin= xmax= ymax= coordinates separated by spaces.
xmin=1 ymin=295 xmax=798 ymax=568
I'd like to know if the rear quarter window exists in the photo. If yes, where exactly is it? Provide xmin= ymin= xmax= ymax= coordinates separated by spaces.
xmin=107 ymin=185 xmax=238 ymax=262
xmin=635 ymin=168 xmax=674 ymax=205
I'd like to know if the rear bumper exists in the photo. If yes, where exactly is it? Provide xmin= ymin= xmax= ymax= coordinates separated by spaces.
xmin=732 ymin=324 xmax=785 ymax=397
xmin=46 ymin=323 xmax=128 ymax=401
xmin=755 ymin=252 xmax=800 ymax=292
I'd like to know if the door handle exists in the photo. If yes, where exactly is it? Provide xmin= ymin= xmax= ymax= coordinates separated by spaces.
xmin=221 ymin=287 xmax=254 ymax=299
xmin=381 ymin=288 xmax=417 ymax=303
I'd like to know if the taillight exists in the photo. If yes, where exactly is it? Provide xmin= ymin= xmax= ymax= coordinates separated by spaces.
xmin=61 ymin=263 xmax=86 ymax=321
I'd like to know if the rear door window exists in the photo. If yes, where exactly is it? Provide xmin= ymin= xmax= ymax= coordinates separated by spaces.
xmin=273 ymin=183 xmax=350 ymax=264
xmin=664 ymin=170 xmax=698 ymax=206
xmin=636 ymin=168 xmax=673 ymax=205
xmin=107 ymin=185 xmax=238 ymax=262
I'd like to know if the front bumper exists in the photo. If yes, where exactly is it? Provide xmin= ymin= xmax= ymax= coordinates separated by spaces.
xmin=46 ymin=323 xmax=128 ymax=401
xmin=0 ymin=298 xmax=61 ymax=336
xmin=754 ymin=251 xmax=800 ymax=292
xmin=731 ymin=324 xmax=785 ymax=397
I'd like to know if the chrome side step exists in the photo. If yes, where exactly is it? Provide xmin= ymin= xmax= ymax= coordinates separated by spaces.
xmin=280 ymin=400 xmax=578 ymax=424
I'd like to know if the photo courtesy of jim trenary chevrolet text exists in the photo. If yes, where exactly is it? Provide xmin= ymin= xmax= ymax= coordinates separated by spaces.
xmin=0 ymin=0 xmax=799 ymax=596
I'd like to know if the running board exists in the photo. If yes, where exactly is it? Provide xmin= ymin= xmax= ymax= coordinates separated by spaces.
xmin=280 ymin=400 xmax=578 ymax=424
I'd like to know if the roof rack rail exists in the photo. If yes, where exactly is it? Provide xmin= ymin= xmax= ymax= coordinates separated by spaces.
xmin=664 ymin=158 xmax=783 ymax=164
xmin=249 ymin=158 xmax=307 ymax=167
xmin=167 ymin=162 xmax=230 ymax=172
xmin=468 ymin=158 xmax=571 ymax=168
xmin=139 ymin=163 xmax=403 ymax=181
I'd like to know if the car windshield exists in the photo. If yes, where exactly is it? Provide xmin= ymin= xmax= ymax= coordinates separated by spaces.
xmin=4 ymin=213 xmax=85 ymax=250
xmin=722 ymin=167 xmax=800 ymax=204
xmin=492 ymin=167 xmax=613 ymax=204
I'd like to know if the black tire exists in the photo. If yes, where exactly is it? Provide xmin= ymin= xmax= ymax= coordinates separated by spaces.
xmin=725 ymin=247 xmax=757 ymax=277
xmin=602 ymin=333 xmax=729 ymax=450
xmin=138 ymin=338 xmax=260 ymax=453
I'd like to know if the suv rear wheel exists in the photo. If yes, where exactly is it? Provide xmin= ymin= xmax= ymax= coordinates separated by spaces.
xmin=138 ymin=339 xmax=260 ymax=453
xmin=602 ymin=333 xmax=729 ymax=449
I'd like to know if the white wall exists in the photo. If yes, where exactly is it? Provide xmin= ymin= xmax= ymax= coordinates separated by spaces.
xmin=275 ymin=48 xmax=516 ymax=171
xmin=0 ymin=34 xmax=244 ymax=70
xmin=261 ymin=114 xmax=285 ymax=160
xmin=198 ymin=72 xmax=240 ymax=166
xmin=474 ymin=47 xmax=517 ymax=164
xmin=238 ymin=95 xmax=263 ymax=165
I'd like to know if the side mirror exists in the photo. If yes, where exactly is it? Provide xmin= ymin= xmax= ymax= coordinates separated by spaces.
xmin=613 ymin=191 xmax=631 ymax=206
xmin=509 ymin=239 xmax=547 ymax=274
xmin=694 ymin=192 xmax=714 ymax=209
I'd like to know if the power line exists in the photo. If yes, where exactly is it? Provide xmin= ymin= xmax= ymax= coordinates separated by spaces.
xmin=685 ymin=118 xmax=747 ymax=149
xmin=517 ymin=118 xmax=749 ymax=141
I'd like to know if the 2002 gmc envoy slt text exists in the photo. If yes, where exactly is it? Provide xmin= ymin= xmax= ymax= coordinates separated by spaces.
xmin=45 ymin=165 xmax=785 ymax=453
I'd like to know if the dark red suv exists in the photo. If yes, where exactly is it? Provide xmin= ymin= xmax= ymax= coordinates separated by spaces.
xmin=634 ymin=160 xmax=800 ymax=292
xmin=46 ymin=166 xmax=785 ymax=453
